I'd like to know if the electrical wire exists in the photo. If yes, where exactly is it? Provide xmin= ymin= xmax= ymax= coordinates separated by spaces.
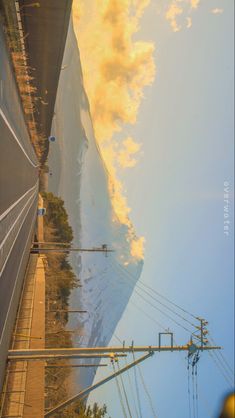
xmin=207 ymin=337 xmax=234 ymax=385
xmin=111 ymin=258 xmax=197 ymax=330
xmin=112 ymin=255 xmax=197 ymax=324
xmin=137 ymin=279 xmax=198 ymax=320
xmin=192 ymin=367 xmax=196 ymax=418
xmin=134 ymin=288 xmax=193 ymax=334
xmin=211 ymin=348 xmax=234 ymax=386
xmin=116 ymin=360 xmax=133 ymax=418
xmin=187 ymin=360 xmax=192 ymax=418
xmin=195 ymin=364 xmax=199 ymax=418
xmin=208 ymin=335 xmax=234 ymax=380
xmin=130 ymin=299 xmax=169 ymax=332
xmin=108 ymin=256 xmax=193 ymax=333
xmin=207 ymin=351 xmax=234 ymax=389
xmin=112 ymin=361 xmax=128 ymax=418
xmin=124 ymin=357 xmax=140 ymax=418
xmin=132 ymin=352 xmax=143 ymax=418
xmin=135 ymin=359 xmax=158 ymax=417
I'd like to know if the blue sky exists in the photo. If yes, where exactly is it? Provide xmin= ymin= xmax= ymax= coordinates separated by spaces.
xmin=87 ymin=1 xmax=234 ymax=417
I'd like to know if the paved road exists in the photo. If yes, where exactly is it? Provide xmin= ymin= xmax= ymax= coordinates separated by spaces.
xmin=0 ymin=25 xmax=39 ymax=389
xmin=19 ymin=0 xmax=72 ymax=139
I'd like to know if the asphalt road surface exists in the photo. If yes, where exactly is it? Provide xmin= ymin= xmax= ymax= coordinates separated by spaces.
xmin=19 ymin=0 xmax=72 ymax=139
xmin=0 ymin=25 xmax=39 ymax=388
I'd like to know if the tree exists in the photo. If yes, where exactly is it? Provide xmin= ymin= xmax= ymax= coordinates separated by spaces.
xmin=55 ymin=401 xmax=109 ymax=418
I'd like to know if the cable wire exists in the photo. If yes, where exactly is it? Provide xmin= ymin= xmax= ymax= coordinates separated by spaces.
xmin=187 ymin=361 xmax=192 ymax=418
xmin=124 ymin=357 xmax=140 ymax=418
xmin=192 ymin=367 xmax=196 ymax=418
xmin=130 ymin=300 xmax=169 ymax=332
xmin=112 ymin=258 xmax=197 ymax=329
xmin=134 ymin=288 xmax=193 ymax=334
xmin=135 ymin=359 xmax=158 ymax=417
xmin=116 ymin=360 xmax=133 ymax=418
xmin=209 ymin=335 xmax=234 ymax=379
xmin=195 ymin=364 xmax=199 ymax=418
xmin=207 ymin=351 xmax=234 ymax=389
xmin=135 ymin=277 xmax=197 ymax=320
xmin=207 ymin=340 xmax=234 ymax=385
xmin=112 ymin=255 xmax=197 ymax=323
xmin=211 ymin=347 xmax=234 ymax=385
xmin=112 ymin=361 xmax=128 ymax=418
xmin=132 ymin=352 xmax=143 ymax=418
xmin=109 ymin=256 xmax=192 ymax=334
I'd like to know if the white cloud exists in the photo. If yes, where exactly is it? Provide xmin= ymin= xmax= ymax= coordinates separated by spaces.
xmin=211 ymin=8 xmax=224 ymax=14
xmin=186 ymin=16 xmax=192 ymax=28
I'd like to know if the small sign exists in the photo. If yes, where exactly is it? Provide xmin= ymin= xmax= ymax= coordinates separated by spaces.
xmin=48 ymin=136 xmax=56 ymax=142
xmin=38 ymin=208 xmax=46 ymax=216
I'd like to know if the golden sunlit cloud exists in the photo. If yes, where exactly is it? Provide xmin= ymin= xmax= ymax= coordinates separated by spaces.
xmin=73 ymin=0 xmax=155 ymax=261
xmin=165 ymin=0 xmax=200 ymax=32
xmin=72 ymin=0 xmax=84 ymax=21
xmin=131 ymin=236 xmax=145 ymax=259
xmin=211 ymin=8 xmax=223 ymax=14
xmin=118 ymin=137 xmax=141 ymax=168
xmin=190 ymin=0 xmax=200 ymax=9
xmin=165 ymin=4 xmax=183 ymax=32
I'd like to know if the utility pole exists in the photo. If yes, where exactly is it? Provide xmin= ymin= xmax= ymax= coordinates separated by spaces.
xmin=31 ymin=242 xmax=113 ymax=254
xmin=46 ymin=310 xmax=87 ymax=314
xmin=8 ymin=341 xmax=221 ymax=361
xmin=44 ymin=352 xmax=153 ymax=417
xmin=6 ymin=321 xmax=221 ymax=417
xmin=46 ymin=364 xmax=108 ymax=369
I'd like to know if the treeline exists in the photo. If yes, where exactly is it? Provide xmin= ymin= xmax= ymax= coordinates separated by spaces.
xmin=54 ymin=401 xmax=109 ymax=418
xmin=42 ymin=192 xmax=109 ymax=417
xmin=42 ymin=191 xmax=76 ymax=309
xmin=43 ymin=191 xmax=78 ymax=409
xmin=42 ymin=192 xmax=73 ymax=242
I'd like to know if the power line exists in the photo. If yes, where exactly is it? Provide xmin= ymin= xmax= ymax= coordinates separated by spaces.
xmin=129 ymin=300 xmax=168 ymax=332
xmin=135 ymin=356 xmax=158 ymax=418
xmin=109 ymin=258 xmax=195 ymax=333
xmin=207 ymin=337 xmax=234 ymax=384
xmin=132 ymin=353 xmax=143 ymax=418
xmin=112 ymin=361 xmax=128 ymax=418
xmin=208 ymin=335 xmax=234 ymax=379
xmin=134 ymin=288 xmax=193 ymax=334
xmin=117 ymin=360 xmax=133 ymax=418
xmin=187 ymin=361 xmax=192 ymax=418
xmin=112 ymin=256 xmax=197 ymax=322
xmin=192 ymin=367 xmax=196 ymax=418
xmin=195 ymin=365 xmax=199 ymax=418
xmin=124 ymin=357 xmax=140 ymax=418
xmin=211 ymin=348 xmax=234 ymax=384
xmin=129 ymin=300 xmax=187 ymax=362
xmin=207 ymin=351 xmax=234 ymax=389
xmin=111 ymin=258 xmax=197 ymax=329
xmin=137 ymin=279 xmax=198 ymax=320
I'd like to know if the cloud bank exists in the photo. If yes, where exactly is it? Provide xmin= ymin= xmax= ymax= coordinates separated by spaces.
xmin=73 ymin=0 xmax=156 ymax=260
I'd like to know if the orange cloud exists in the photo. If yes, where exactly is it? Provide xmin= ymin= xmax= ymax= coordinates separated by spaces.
xmin=190 ymin=0 xmax=200 ymax=9
xmin=73 ymin=1 xmax=155 ymax=260
xmin=165 ymin=4 xmax=183 ymax=32
xmin=118 ymin=137 xmax=141 ymax=168
xmin=165 ymin=0 xmax=200 ymax=32
xmin=131 ymin=236 xmax=145 ymax=259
